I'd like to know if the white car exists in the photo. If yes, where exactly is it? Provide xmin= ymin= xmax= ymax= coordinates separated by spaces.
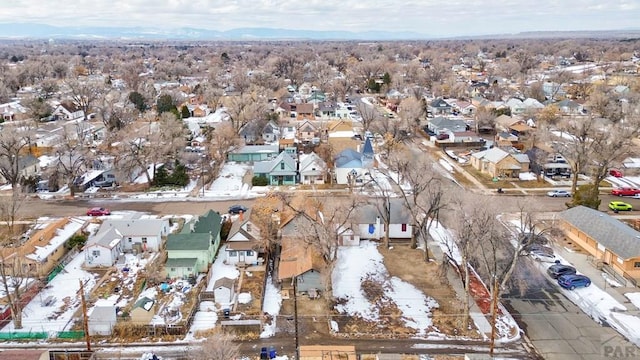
xmin=547 ymin=190 xmax=571 ymax=197
xmin=530 ymin=250 xmax=558 ymax=263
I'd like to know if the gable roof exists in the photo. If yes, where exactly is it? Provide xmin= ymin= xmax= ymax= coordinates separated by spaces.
xmin=186 ymin=209 xmax=223 ymax=236
xmin=277 ymin=237 xmax=323 ymax=280
xmin=471 ymin=147 xmax=510 ymax=163
xmin=253 ymin=151 xmax=297 ymax=175
xmin=299 ymin=152 xmax=326 ymax=174
xmin=559 ymin=206 xmax=640 ymax=260
xmin=334 ymin=148 xmax=362 ymax=168
xmin=132 ymin=297 xmax=155 ymax=311
xmin=213 ymin=277 xmax=235 ymax=290
xmin=166 ymin=233 xmax=211 ymax=251
xmin=86 ymin=226 xmax=122 ymax=249
xmin=430 ymin=98 xmax=451 ymax=108
xmin=355 ymin=199 xmax=412 ymax=224
xmin=429 ymin=117 xmax=467 ymax=132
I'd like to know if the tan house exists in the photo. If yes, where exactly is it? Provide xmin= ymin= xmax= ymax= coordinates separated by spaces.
xmin=559 ymin=206 xmax=640 ymax=285
xmin=297 ymin=120 xmax=317 ymax=143
xmin=296 ymin=103 xmax=315 ymax=120
xmin=0 ymin=217 xmax=85 ymax=279
xmin=470 ymin=147 xmax=530 ymax=178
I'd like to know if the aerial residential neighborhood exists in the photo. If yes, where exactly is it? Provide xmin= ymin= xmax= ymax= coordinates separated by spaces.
xmin=2 ymin=20 xmax=640 ymax=360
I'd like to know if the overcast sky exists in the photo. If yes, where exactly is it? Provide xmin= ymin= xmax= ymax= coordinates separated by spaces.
xmin=1 ymin=0 xmax=639 ymax=37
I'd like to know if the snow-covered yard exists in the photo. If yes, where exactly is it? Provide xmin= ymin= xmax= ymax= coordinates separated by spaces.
xmin=332 ymin=241 xmax=439 ymax=336
xmin=205 ymin=162 xmax=253 ymax=199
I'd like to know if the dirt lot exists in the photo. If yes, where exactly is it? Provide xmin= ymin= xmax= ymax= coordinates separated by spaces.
xmin=276 ymin=244 xmax=479 ymax=341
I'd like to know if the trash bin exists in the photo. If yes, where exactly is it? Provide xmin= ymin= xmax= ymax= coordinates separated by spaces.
xmin=223 ymin=308 xmax=230 ymax=319
xmin=260 ymin=347 xmax=268 ymax=360
xmin=268 ymin=346 xmax=277 ymax=359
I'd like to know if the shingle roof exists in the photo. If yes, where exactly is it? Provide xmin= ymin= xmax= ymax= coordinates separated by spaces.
xmin=559 ymin=206 xmax=640 ymax=260
xmin=471 ymin=147 xmax=509 ymax=163
xmin=253 ymin=151 xmax=297 ymax=175
xmin=355 ymin=199 xmax=412 ymax=224
xmin=165 ymin=257 xmax=198 ymax=268
xmin=362 ymin=137 xmax=374 ymax=156
xmin=334 ymin=148 xmax=362 ymax=168
xmin=166 ymin=233 xmax=211 ymax=251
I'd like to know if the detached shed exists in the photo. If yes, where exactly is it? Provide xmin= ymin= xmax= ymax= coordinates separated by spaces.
xmin=130 ymin=297 xmax=155 ymax=325
xmin=88 ymin=306 xmax=117 ymax=336
xmin=213 ymin=277 xmax=235 ymax=305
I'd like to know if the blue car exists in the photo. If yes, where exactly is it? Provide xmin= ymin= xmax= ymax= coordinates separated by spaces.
xmin=557 ymin=274 xmax=591 ymax=290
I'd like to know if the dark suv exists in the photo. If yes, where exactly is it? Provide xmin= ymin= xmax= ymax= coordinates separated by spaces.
xmin=547 ymin=264 xmax=577 ymax=279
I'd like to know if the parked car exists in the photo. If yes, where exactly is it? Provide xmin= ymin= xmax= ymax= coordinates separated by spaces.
xmin=530 ymin=250 xmax=558 ymax=262
xmin=93 ymin=179 xmax=115 ymax=188
xmin=547 ymin=190 xmax=571 ymax=197
xmin=87 ymin=207 xmax=111 ymax=216
xmin=557 ymin=274 xmax=591 ymax=290
xmin=547 ymin=264 xmax=577 ymax=279
xmin=609 ymin=201 xmax=633 ymax=212
xmin=611 ymin=187 xmax=640 ymax=197
xmin=228 ymin=205 xmax=248 ymax=214
xmin=609 ymin=169 xmax=624 ymax=178
xmin=436 ymin=133 xmax=450 ymax=140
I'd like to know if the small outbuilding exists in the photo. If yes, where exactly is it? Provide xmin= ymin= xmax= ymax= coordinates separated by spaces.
xmin=88 ymin=305 xmax=117 ymax=336
xmin=213 ymin=277 xmax=236 ymax=305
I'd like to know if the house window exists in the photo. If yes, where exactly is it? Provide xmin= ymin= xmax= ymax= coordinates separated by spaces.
xmin=142 ymin=237 xmax=148 ymax=244
xmin=402 ymin=224 xmax=407 ymax=232
xmin=92 ymin=250 xmax=100 ymax=257
xmin=187 ymin=268 xmax=192 ymax=271
xmin=230 ymin=251 xmax=237 ymax=257
xmin=128 ymin=238 xmax=132 ymax=243
xmin=281 ymin=163 xmax=285 ymax=170
xmin=635 ymin=262 xmax=640 ymax=268
xmin=246 ymin=250 xmax=254 ymax=256
xmin=171 ymin=267 xmax=176 ymax=271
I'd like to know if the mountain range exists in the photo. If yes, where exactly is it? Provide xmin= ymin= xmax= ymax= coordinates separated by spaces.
xmin=0 ymin=23 xmax=428 ymax=41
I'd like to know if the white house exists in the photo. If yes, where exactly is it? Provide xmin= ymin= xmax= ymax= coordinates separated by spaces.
xmin=354 ymin=199 xmax=413 ymax=241
xmin=99 ymin=219 xmax=170 ymax=252
xmin=88 ymin=306 xmax=117 ymax=336
xmin=84 ymin=227 xmax=123 ymax=267
xmin=225 ymin=210 xmax=262 ymax=266
xmin=334 ymin=148 xmax=365 ymax=185
xmin=299 ymin=152 xmax=327 ymax=185
xmin=51 ymin=102 xmax=85 ymax=121
xmin=213 ymin=277 xmax=235 ymax=305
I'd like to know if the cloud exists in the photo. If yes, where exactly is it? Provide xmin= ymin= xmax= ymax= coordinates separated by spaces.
xmin=1 ymin=0 xmax=639 ymax=37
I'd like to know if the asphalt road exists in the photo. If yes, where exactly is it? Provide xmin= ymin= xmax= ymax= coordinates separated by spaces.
xmin=504 ymin=258 xmax=636 ymax=360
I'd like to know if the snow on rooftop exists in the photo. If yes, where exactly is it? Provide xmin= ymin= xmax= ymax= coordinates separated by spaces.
xmin=206 ymin=245 xmax=240 ymax=291
xmin=26 ymin=217 xmax=85 ymax=261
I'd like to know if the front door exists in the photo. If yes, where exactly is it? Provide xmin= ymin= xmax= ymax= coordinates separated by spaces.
xmin=239 ymin=251 xmax=245 ymax=263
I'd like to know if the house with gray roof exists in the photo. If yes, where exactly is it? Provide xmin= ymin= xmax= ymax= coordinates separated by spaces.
xmin=428 ymin=98 xmax=453 ymax=115
xmin=559 ymin=206 xmax=640 ymax=284
xmin=225 ymin=209 xmax=263 ymax=266
xmin=84 ymin=227 xmax=124 ymax=268
xmin=470 ymin=147 xmax=530 ymax=179
xmin=98 ymin=218 xmax=170 ymax=252
xmin=426 ymin=117 xmax=468 ymax=135
xmin=299 ymin=152 xmax=327 ymax=185
xmin=354 ymin=199 xmax=413 ymax=241
xmin=253 ymin=151 xmax=297 ymax=185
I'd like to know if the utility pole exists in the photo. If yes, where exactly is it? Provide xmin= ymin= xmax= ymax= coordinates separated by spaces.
xmin=79 ymin=279 xmax=91 ymax=351
xmin=293 ymin=277 xmax=300 ymax=360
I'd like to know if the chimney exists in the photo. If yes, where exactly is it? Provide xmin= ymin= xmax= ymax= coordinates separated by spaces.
xmin=239 ymin=210 xmax=244 ymax=222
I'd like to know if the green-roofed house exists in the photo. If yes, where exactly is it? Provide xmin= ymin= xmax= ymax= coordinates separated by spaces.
xmin=165 ymin=210 xmax=223 ymax=279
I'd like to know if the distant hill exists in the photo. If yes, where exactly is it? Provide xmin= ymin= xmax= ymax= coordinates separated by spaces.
xmin=0 ymin=23 xmax=428 ymax=41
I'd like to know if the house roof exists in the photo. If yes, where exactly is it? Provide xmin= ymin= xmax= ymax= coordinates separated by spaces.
xmin=133 ymin=297 xmax=155 ymax=311
xmin=165 ymin=257 xmax=198 ymax=268
xmin=277 ymin=237 xmax=323 ymax=280
xmin=512 ymin=153 xmax=530 ymax=163
xmin=471 ymin=147 xmax=509 ymax=163
xmin=186 ymin=209 xmax=222 ymax=236
xmin=362 ymin=137 xmax=374 ymax=156
xmin=99 ymin=219 xmax=167 ymax=237
xmin=430 ymin=98 xmax=451 ymax=108
xmin=509 ymin=123 xmax=533 ymax=133
xmin=429 ymin=117 xmax=467 ymax=132
xmin=299 ymin=152 xmax=327 ymax=174
xmin=231 ymin=144 xmax=279 ymax=155
xmin=559 ymin=206 xmax=640 ymax=260
xmin=296 ymin=103 xmax=314 ymax=113
xmin=89 ymin=305 xmax=116 ymax=321
xmin=87 ymin=226 xmax=122 ymax=249
xmin=166 ymin=233 xmax=211 ymax=251
xmin=334 ymin=148 xmax=362 ymax=168
xmin=253 ymin=151 xmax=297 ymax=175
xmin=213 ymin=277 xmax=235 ymax=290
xmin=355 ymin=199 xmax=412 ymax=224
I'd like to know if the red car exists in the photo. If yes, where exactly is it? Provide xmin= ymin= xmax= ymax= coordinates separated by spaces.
xmin=611 ymin=187 xmax=640 ymax=197
xmin=87 ymin=207 xmax=111 ymax=216
xmin=609 ymin=169 xmax=624 ymax=178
